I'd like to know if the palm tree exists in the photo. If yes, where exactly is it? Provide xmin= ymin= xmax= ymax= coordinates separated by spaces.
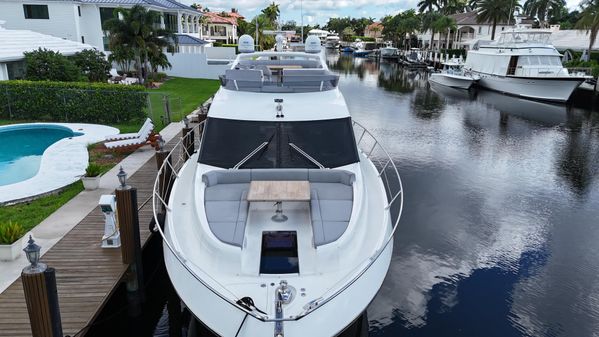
xmin=441 ymin=0 xmax=468 ymax=14
xmin=104 ymin=5 xmax=176 ymax=85
xmin=398 ymin=10 xmax=422 ymax=48
xmin=422 ymin=11 xmax=443 ymax=49
xmin=418 ymin=0 xmax=440 ymax=13
xmin=476 ymin=0 xmax=515 ymax=40
xmin=261 ymin=2 xmax=280 ymax=26
xmin=576 ymin=0 xmax=599 ymax=60
xmin=523 ymin=0 xmax=566 ymax=27
xmin=433 ymin=15 xmax=457 ymax=49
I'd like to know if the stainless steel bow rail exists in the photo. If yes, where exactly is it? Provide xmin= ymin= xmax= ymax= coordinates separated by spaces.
xmin=152 ymin=119 xmax=404 ymax=325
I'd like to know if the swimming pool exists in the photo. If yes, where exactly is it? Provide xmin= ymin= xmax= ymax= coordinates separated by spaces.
xmin=0 ymin=123 xmax=119 ymax=204
xmin=0 ymin=125 xmax=82 ymax=186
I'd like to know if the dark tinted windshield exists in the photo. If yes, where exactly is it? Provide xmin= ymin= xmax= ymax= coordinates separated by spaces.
xmin=199 ymin=117 xmax=359 ymax=169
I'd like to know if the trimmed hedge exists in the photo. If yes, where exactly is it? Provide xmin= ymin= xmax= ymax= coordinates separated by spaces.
xmin=0 ymin=81 xmax=147 ymax=123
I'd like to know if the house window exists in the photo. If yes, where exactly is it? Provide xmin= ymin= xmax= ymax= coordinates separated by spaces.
xmin=23 ymin=4 xmax=49 ymax=19
xmin=99 ymin=7 xmax=115 ymax=28
xmin=478 ymin=27 xmax=481 ymax=34
xmin=164 ymin=13 xmax=178 ymax=32
xmin=501 ymin=27 xmax=505 ymax=31
xmin=78 ymin=6 xmax=81 ymax=16
xmin=81 ymin=36 xmax=85 ymax=43
xmin=7 ymin=61 xmax=27 ymax=80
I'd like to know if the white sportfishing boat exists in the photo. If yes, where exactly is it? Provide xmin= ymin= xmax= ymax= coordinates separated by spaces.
xmin=429 ymin=59 xmax=479 ymax=89
xmin=380 ymin=42 xmax=399 ymax=59
xmin=324 ymin=34 xmax=340 ymax=49
xmin=464 ymin=21 xmax=587 ymax=102
xmin=152 ymin=34 xmax=404 ymax=337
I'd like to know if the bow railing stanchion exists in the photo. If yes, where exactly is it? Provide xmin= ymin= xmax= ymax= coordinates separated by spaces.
xmin=151 ymin=119 xmax=405 ymax=323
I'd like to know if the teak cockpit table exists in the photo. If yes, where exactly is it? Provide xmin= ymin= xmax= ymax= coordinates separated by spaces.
xmin=247 ymin=180 xmax=310 ymax=222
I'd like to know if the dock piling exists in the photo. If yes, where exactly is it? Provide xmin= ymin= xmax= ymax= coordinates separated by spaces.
xmin=21 ymin=237 xmax=63 ymax=337
xmin=115 ymin=168 xmax=145 ymax=316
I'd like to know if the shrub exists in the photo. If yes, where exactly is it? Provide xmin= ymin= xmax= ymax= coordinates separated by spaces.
xmin=149 ymin=72 xmax=167 ymax=82
xmin=0 ymin=221 xmax=25 ymax=245
xmin=0 ymin=80 xmax=147 ymax=123
xmin=85 ymin=162 xmax=103 ymax=177
xmin=24 ymin=48 xmax=84 ymax=82
xmin=73 ymin=49 xmax=111 ymax=82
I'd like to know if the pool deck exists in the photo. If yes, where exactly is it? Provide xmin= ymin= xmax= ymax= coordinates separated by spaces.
xmin=0 ymin=121 xmax=185 ymax=337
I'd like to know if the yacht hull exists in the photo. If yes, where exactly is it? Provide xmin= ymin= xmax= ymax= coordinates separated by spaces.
xmin=429 ymin=73 xmax=475 ymax=90
xmin=472 ymin=71 xmax=585 ymax=102
xmin=164 ymin=233 xmax=392 ymax=337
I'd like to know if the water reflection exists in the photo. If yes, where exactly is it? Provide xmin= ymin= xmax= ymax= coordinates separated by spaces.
xmin=326 ymin=51 xmax=599 ymax=337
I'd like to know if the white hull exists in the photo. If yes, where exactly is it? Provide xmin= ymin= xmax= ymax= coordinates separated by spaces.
xmin=428 ymin=73 xmax=475 ymax=89
xmin=380 ymin=48 xmax=398 ymax=58
xmin=473 ymin=72 xmax=584 ymax=102
xmin=163 ymin=152 xmax=394 ymax=337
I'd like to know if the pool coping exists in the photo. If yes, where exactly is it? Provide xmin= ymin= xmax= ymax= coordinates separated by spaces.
xmin=0 ymin=123 xmax=119 ymax=205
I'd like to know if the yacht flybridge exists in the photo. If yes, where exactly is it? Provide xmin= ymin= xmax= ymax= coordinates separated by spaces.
xmin=152 ymin=35 xmax=404 ymax=337
xmin=464 ymin=27 xmax=587 ymax=102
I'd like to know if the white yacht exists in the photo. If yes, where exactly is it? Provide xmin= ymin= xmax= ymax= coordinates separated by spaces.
xmin=153 ymin=35 xmax=404 ymax=337
xmin=429 ymin=59 xmax=479 ymax=89
xmin=464 ymin=28 xmax=587 ymax=102
xmin=324 ymin=34 xmax=340 ymax=49
xmin=380 ymin=42 xmax=399 ymax=59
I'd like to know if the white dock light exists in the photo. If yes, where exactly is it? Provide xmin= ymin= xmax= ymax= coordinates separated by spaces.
xmin=99 ymin=194 xmax=121 ymax=248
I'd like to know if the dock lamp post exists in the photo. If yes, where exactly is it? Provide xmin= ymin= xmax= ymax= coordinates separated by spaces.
xmin=117 ymin=166 xmax=128 ymax=189
xmin=21 ymin=236 xmax=63 ymax=337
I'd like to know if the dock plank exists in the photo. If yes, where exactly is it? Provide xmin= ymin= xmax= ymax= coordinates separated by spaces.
xmin=0 ymin=144 xmax=167 ymax=337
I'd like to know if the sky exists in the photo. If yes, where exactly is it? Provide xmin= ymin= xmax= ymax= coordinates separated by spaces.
xmin=179 ymin=0 xmax=583 ymax=26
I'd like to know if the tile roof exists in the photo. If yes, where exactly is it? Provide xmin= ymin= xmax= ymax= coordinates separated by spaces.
xmin=202 ymin=11 xmax=237 ymax=25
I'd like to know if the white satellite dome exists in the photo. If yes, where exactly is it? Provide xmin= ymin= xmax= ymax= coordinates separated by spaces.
xmin=305 ymin=35 xmax=321 ymax=54
xmin=238 ymin=34 xmax=255 ymax=53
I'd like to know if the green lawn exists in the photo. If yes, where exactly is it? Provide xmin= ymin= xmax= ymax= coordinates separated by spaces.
xmin=147 ymin=77 xmax=219 ymax=128
xmin=0 ymin=182 xmax=84 ymax=233
xmin=0 ymin=77 xmax=219 ymax=239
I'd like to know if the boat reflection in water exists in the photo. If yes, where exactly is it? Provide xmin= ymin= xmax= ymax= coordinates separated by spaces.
xmin=476 ymin=89 xmax=569 ymax=126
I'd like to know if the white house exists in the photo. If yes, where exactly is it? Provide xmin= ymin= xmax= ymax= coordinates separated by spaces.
xmin=418 ymin=11 xmax=531 ymax=50
xmin=0 ymin=0 xmax=203 ymax=54
xmin=0 ymin=21 xmax=94 ymax=80
xmin=0 ymin=0 xmax=239 ymax=79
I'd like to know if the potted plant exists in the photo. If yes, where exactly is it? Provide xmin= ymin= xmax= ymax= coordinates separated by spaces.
xmin=0 ymin=221 xmax=26 ymax=261
xmin=82 ymin=162 xmax=103 ymax=190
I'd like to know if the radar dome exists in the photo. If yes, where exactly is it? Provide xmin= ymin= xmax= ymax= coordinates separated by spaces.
xmin=238 ymin=35 xmax=255 ymax=53
xmin=305 ymin=35 xmax=321 ymax=54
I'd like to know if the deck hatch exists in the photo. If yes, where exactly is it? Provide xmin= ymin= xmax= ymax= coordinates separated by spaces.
xmin=260 ymin=231 xmax=299 ymax=274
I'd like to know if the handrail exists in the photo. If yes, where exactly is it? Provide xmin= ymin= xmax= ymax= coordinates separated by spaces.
xmin=151 ymin=118 xmax=404 ymax=324
xmin=288 ymin=142 xmax=325 ymax=169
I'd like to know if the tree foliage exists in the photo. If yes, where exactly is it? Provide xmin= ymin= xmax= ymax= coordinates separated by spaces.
xmin=24 ymin=48 xmax=83 ymax=82
xmin=72 ymin=49 xmax=111 ymax=82
xmin=103 ymin=5 xmax=177 ymax=85
xmin=576 ymin=0 xmax=599 ymax=60
xmin=523 ymin=0 xmax=566 ymax=27
xmin=476 ymin=0 xmax=515 ymax=40
xmin=382 ymin=10 xmax=422 ymax=48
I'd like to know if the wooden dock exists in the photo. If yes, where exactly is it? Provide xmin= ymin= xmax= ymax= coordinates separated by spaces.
xmin=0 ymin=149 xmax=161 ymax=337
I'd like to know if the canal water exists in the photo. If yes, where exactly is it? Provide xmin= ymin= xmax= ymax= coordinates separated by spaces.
xmin=90 ymin=51 xmax=599 ymax=337
xmin=327 ymin=52 xmax=599 ymax=337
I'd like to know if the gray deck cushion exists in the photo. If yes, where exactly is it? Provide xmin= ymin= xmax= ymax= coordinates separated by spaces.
xmin=250 ymin=168 xmax=308 ymax=181
xmin=205 ymin=189 xmax=248 ymax=247
xmin=202 ymin=169 xmax=355 ymax=247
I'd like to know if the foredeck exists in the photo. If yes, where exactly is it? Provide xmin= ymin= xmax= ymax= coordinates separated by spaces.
xmin=0 ymin=148 xmax=160 ymax=337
